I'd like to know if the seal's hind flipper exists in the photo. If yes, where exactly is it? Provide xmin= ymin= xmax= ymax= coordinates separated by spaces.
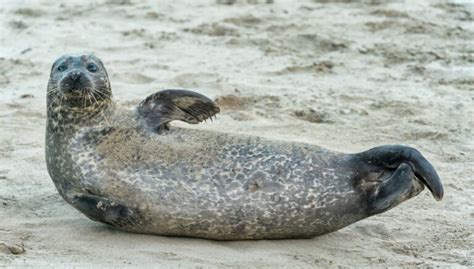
xmin=367 ymin=163 xmax=418 ymax=214
xmin=71 ymin=193 xmax=142 ymax=229
xmin=357 ymin=145 xmax=443 ymax=201
xmin=136 ymin=89 xmax=220 ymax=133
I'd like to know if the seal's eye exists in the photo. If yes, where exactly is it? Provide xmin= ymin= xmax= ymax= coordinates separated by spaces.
xmin=57 ymin=65 xmax=67 ymax=72
xmin=87 ymin=63 xmax=98 ymax=73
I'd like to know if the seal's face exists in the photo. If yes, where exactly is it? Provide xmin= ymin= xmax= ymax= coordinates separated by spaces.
xmin=47 ymin=54 xmax=112 ymax=111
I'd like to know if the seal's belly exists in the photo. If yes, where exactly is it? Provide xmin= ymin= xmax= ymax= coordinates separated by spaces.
xmin=70 ymin=127 xmax=364 ymax=238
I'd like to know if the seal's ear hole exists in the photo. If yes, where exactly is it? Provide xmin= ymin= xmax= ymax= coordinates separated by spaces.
xmin=94 ymin=58 xmax=107 ymax=70
xmin=50 ymin=61 xmax=61 ymax=75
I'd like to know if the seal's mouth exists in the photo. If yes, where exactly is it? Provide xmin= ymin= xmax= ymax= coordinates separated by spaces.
xmin=60 ymin=70 xmax=94 ymax=98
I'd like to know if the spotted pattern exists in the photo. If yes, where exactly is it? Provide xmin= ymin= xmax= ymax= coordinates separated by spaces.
xmin=47 ymin=106 xmax=373 ymax=240
xmin=45 ymin=54 xmax=427 ymax=240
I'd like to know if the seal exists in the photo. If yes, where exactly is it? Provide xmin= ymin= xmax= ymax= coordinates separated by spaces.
xmin=46 ymin=54 xmax=444 ymax=240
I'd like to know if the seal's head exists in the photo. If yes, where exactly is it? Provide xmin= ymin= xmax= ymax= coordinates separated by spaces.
xmin=47 ymin=54 xmax=112 ymax=111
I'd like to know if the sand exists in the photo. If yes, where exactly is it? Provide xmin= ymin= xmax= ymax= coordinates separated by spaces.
xmin=0 ymin=0 xmax=473 ymax=268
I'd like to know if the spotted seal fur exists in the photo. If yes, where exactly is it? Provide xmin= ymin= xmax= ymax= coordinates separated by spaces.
xmin=45 ymin=54 xmax=444 ymax=240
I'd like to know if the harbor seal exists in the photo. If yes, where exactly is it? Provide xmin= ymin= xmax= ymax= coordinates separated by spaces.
xmin=45 ymin=53 xmax=443 ymax=240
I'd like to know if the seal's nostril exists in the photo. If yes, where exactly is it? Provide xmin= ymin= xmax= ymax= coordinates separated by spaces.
xmin=70 ymin=71 xmax=82 ymax=82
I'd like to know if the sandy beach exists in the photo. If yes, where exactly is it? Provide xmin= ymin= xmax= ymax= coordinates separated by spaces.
xmin=0 ymin=0 xmax=473 ymax=267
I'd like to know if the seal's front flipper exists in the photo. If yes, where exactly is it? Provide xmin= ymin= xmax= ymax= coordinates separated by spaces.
xmin=71 ymin=194 xmax=142 ymax=229
xmin=136 ymin=89 xmax=220 ymax=133
xmin=368 ymin=163 xmax=422 ymax=214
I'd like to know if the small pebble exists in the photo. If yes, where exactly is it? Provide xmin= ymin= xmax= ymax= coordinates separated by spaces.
xmin=8 ymin=244 xmax=25 ymax=255
xmin=20 ymin=94 xmax=35 ymax=99
xmin=1 ymin=243 xmax=25 ymax=255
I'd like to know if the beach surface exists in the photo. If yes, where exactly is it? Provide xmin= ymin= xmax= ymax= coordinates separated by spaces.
xmin=0 ymin=0 xmax=473 ymax=267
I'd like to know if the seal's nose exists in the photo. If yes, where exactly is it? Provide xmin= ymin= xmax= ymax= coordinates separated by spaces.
xmin=70 ymin=71 xmax=82 ymax=82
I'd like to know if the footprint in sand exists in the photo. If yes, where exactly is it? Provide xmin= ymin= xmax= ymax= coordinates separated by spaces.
xmin=184 ymin=23 xmax=240 ymax=37
xmin=269 ymin=61 xmax=335 ymax=75
xmin=14 ymin=8 xmax=44 ymax=18
xmin=215 ymin=93 xmax=284 ymax=121
xmin=120 ymin=73 xmax=155 ymax=84
xmin=292 ymin=108 xmax=332 ymax=124
xmin=172 ymin=72 xmax=224 ymax=90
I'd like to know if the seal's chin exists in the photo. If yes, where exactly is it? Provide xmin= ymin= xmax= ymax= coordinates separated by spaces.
xmin=61 ymin=87 xmax=93 ymax=99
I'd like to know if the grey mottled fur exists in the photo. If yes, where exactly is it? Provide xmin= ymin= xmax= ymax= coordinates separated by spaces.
xmin=46 ymin=54 xmax=442 ymax=240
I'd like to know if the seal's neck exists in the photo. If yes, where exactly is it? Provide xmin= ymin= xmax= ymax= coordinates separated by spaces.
xmin=45 ymin=96 xmax=114 ymax=199
xmin=46 ymin=97 xmax=115 ymax=134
